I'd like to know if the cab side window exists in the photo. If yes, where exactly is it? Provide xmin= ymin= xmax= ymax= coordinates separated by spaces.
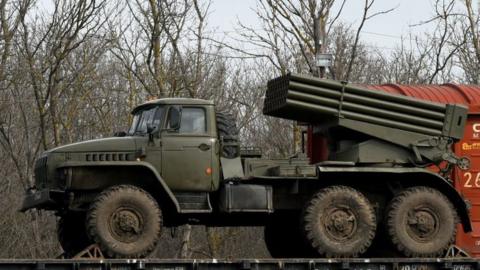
xmin=167 ymin=107 xmax=206 ymax=134
xmin=180 ymin=108 xmax=206 ymax=134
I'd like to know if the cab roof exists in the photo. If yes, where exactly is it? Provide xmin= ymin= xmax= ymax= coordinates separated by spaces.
xmin=132 ymin=98 xmax=214 ymax=114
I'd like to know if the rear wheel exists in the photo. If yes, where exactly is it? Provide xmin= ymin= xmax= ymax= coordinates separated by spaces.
xmin=303 ymin=186 xmax=376 ymax=257
xmin=386 ymin=186 xmax=457 ymax=257
xmin=57 ymin=212 xmax=91 ymax=258
xmin=86 ymin=185 xmax=162 ymax=258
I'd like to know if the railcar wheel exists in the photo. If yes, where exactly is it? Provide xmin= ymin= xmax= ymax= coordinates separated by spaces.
xmin=264 ymin=214 xmax=314 ymax=258
xmin=86 ymin=185 xmax=162 ymax=258
xmin=386 ymin=186 xmax=457 ymax=257
xmin=57 ymin=212 xmax=91 ymax=258
xmin=303 ymin=186 xmax=376 ymax=257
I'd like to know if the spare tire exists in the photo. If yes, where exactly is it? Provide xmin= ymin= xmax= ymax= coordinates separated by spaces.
xmin=216 ymin=112 xmax=239 ymax=158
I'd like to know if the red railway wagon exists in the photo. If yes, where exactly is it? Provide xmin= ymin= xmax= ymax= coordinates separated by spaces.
xmin=307 ymin=83 xmax=480 ymax=257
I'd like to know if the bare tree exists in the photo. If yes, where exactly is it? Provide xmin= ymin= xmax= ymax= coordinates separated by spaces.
xmin=344 ymin=0 xmax=395 ymax=81
xmin=20 ymin=0 xmax=110 ymax=148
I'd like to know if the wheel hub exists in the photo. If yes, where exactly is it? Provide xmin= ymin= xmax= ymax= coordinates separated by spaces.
xmin=324 ymin=207 xmax=357 ymax=241
xmin=407 ymin=207 xmax=439 ymax=241
xmin=110 ymin=208 xmax=143 ymax=243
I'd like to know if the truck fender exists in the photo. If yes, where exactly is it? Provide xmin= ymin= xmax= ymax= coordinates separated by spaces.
xmin=58 ymin=161 xmax=181 ymax=212
xmin=317 ymin=166 xmax=472 ymax=232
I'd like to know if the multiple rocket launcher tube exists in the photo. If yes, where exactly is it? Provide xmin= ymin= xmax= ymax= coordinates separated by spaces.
xmin=263 ymin=73 xmax=464 ymax=138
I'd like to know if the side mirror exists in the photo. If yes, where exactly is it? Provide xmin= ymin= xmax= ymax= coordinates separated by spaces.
xmin=146 ymin=123 xmax=156 ymax=134
xmin=146 ymin=123 xmax=156 ymax=142
xmin=169 ymin=106 xmax=181 ymax=130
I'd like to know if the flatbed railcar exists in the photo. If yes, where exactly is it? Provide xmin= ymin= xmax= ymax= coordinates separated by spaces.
xmin=0 ymin=258 xmax=479 ymax=270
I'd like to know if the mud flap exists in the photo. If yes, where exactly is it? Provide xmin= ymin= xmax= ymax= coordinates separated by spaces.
xmin=220 ymin=156 xmax=244 ymax=179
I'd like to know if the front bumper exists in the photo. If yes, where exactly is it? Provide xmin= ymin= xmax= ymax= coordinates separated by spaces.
xmin=20 ymin=189 xmax=64 ymax=212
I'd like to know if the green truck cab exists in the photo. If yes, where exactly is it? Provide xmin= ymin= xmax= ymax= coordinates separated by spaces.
xmin=23 ymin=98 xmax=221 ymax=204
xmin=22 ymin=98 xmax=229 ymax=256
xmin=21 ymin=77 xmax=473 ymax=259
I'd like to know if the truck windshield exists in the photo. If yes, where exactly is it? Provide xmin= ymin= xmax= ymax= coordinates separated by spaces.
xmin=128 ymin=106 xmax=165 ymax=135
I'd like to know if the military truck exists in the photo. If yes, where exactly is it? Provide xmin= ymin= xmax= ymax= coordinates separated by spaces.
xmin=21 ymin=74 xmax=473 ymax=259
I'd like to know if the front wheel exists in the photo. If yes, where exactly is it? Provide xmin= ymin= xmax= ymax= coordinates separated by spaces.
xmin=386 ymin=186 xmax=457 ymax=257
xmin=86 ymin=185 xmax=162 ymax=258
xmin=302 ymin=186 xmax=376 ymax=257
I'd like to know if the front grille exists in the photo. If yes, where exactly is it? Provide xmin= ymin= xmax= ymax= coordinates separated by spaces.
xmin=34 ymin=155 xmax=48 ymax=187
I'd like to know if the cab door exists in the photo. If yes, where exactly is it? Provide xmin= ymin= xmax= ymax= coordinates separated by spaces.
xmin=161 ymin=106 xmax=215 ymax=191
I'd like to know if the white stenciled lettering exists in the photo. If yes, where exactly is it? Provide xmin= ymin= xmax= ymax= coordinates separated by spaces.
xmin=474 ymin=123 xmax=480 ymax=132
xmin=463 ymin=172 xmax=480 ymax=188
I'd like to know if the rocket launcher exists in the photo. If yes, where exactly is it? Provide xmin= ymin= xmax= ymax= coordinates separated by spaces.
xmin=264 ymin=73 xmax=470 ymax=171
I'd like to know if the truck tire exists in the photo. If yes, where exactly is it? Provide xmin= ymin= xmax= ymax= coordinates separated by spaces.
xmin=57 ymin=212 xmax=91 ymax=258
xmin=264 ymin=214 xmax=315 ymax=258
xmin=86 ymin=185 xmax=162 ymax=258
xmin=302 ymin=186 xmax=376 ymax=257
xmin=216 ymin=112 xmax=239 ymax=158
xmin=386 ymin=186 xmax=457 ymax=257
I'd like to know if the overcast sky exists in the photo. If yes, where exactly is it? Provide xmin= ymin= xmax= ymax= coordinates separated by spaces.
xmin=207 ymin=0 xmax=437 ymax=52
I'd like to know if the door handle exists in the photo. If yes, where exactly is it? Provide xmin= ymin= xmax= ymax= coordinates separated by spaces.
xmin=198 ymin=143 xmax=211 ymax=151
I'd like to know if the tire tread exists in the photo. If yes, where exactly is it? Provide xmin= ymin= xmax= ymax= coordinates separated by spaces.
xmin=216 ymin=112 xmax=239 ymax=158
xmin=386 ymin=186 xmax=457 ymax=257
xmin=86 ymin=185 xmax=162 ymax=258
xmin=303 ymin=186 xmax=376 ymax=258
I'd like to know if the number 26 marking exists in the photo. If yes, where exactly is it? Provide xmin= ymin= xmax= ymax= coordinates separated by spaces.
xmin=464 ymin=172 xmax=480 ymax=188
